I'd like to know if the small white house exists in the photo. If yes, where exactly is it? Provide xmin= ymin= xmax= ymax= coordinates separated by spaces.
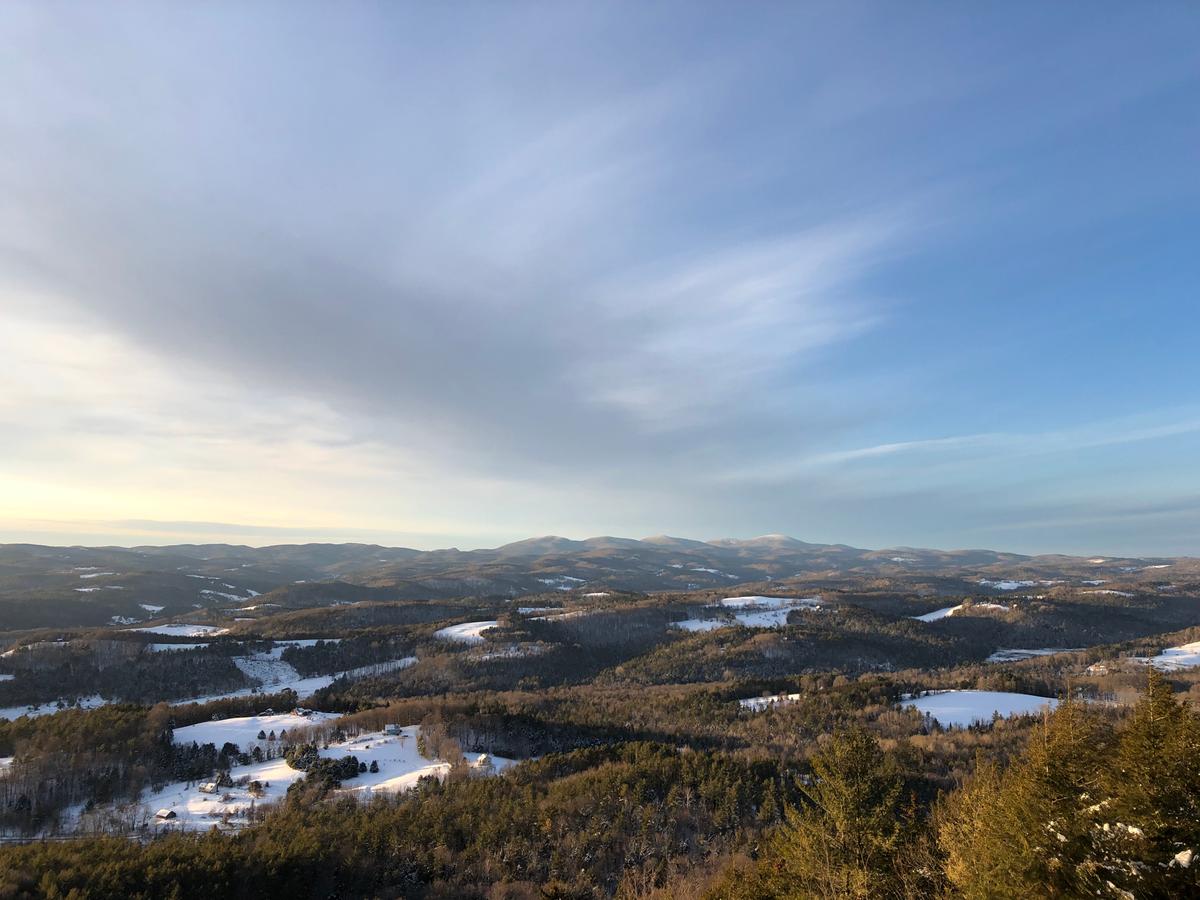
xmin=198 ymin=782 xmax=219 ymax=794
xmin=384 ymin=724 xmax=402 ymax=736
xmin=154 ymin=809 xmax=177 ymax=820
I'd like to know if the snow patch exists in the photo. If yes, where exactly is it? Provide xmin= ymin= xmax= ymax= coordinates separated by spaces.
xmin=902 ymin=690 xmax=1057 ymax=728
xmin=739 ymin=693 xmax=802 ymax=711
xmin=129 ymin=624 xmax=228 ymax=637
xmin=434 ymin=621 xmax=498 ymax=643
xmin=985 ymin=648 xmax=1081 ymax=663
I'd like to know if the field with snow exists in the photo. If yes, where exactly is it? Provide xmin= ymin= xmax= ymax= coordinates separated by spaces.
xmin=435 ymin=621 xmax=498 ymax=643
xmin=739 ymin=693 xmax=802 ymax=711
xmin=672 ymin=596 xmax=823 ymax=632
xmin=913 ymin=604 xmax=960 ymax=622
xmin=985 ymin=648 xmax=1080 ymax=663
xmin=913 ymin=602 xmax=1008 ymax=622
xmin=0 ymin=695 xmax=107 ymax=722
xmin=129 ymin=624 xmax=228 ymax=637
xmin=99 ymin=724 xmax=518 ymax=832
xmin=902 ymin=690 xmax=1057 ymax=728
xmin=1137 ymin=640 xmax=1200 ymax=671
xmin=537 ymin=576 xmax=586 ymax=590
xmin=146 ymin=642 xmax=210 ymax=653
xmin=173 ymin=712 xmax=341 ymax=751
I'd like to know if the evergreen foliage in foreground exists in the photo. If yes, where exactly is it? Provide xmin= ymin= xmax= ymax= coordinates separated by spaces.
xmin=1 ymin=677 xmax=1198 ymax=898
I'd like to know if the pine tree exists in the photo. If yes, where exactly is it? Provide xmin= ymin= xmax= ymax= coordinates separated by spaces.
xmin=1100 ymin=669 xmax=1200 ymax=895
xmin=939 ymin=698 xmax=1109 ymax=898
xmin=765 ymin=728 xmax=907 ymax=898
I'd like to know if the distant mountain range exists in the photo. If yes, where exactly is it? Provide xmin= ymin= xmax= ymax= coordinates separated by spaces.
xmin=2 ymin=534 xmax=1195 ymax=632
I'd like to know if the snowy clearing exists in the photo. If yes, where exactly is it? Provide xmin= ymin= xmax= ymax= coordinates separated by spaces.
xmin=200 ymin=589 xmax=249 ymax=602
xmin=92 ymin=725 xmax=517 ymax=833
xmin=672 ymin=618 xmax=729 ymax=632
xmin=719 ymin=596 xmax=821 ymax=609
xmin=902 ymin=690 xmax=1057 ymax=728
xmin=223 ymin=652 xmax=417 ymax=701
xmin=913 ymin=602 xmax=1008 ymax=622
xmin=536 ymin=576 xmax=586 ymax=590
xmin=0 ymin=695 xmax=107 ymax=722
xmin=173 ymin=712 xmax=341 ymax=752
xmin=913 ymin=605 xmax=961 ymax=622
xmin=739 ymin=693 xmax=802 ymax=711
xmin=672 ymin=596 xmax=823 ymax=632
xmin=986 ymin=648 xmax=1080 ymax=663
xmin=146 ymin=643 xmax=210 ymax=653
xmin=434 ymin=621 xmax=498 ymax=643
xmin=138 ymin=604 xmax=165 ymax=613
xmin=978 ymin=579 xmax=1037 ymax=591
xmin=129 ymin=624 xmax=229 ymax=637
xmin=1135 ymin=641 xmax=1200 ymax=671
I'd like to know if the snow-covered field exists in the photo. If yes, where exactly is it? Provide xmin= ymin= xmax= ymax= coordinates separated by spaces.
xmin=173 ymin=712 xmax=341 ymax=751
xmin=913 ymin=602 xmax=1009 ymax=622
xmin=985 ymin=648 xmax=1080 ymax=663
xmin=537 ymin=576 xmax=586 ymax=591
xmin=0 ymin=695 xmax=107 ymax=722
xmin=978 ymin=579 xmax=1037 ymax=591
xmin=739 ymin=693 xmax=802 ymax=711
xmin=434 ymin=621 xmax=498 ymax=643
xmin=1136 ymin=641 xmax=1200 ymax=671
xmin=138 ymin=604 xmax=164 ymax=613
xmin=95 ymin=725 xmax=517 ymax=832
xmin=129 ymin=624 xmax=228 ymax=637
xmin=718 ymin=596 xmax=821 ymax=609
xmin=146 ymin=642 xmax=211 ymax=653
xmin=198 ymin=652 xmax=417 ymax=705
xmin=672 ymin=596 xmax=823 ymax=632
xmin=673 ymin=618 xmax=729 ymax=632
xmin=902 ymin=690 xmax=1058 ymax=728
xmin=913 ymin=604 xmax=961 ymax=622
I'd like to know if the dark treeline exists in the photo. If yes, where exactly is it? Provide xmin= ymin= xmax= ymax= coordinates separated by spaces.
xmin=0 ymin=642 xmax=248 ymax=708
xmin=278 ymin=634 xmax=413 ymax=676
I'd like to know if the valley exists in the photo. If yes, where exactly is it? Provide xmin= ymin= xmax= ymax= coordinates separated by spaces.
xmin=1 ymin=536 xmax=1199 ymax=896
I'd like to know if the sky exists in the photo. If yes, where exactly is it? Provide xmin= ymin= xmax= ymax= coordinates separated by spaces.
xmin=1 ymin=2 xmax=1198 ymax=556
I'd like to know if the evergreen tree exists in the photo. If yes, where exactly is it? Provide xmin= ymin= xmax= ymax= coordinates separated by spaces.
xmin=939 ymin=697 xmax=1109 ymax=898
xmin=765 ymin=728 xmax=908 ymax=898
xmin=1098 ymin=669 xmax=1200 ymax=896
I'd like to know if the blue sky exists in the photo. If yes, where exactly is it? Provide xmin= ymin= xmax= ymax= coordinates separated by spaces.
xmin=1 ymin=2 xmax=1198 ymax=554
